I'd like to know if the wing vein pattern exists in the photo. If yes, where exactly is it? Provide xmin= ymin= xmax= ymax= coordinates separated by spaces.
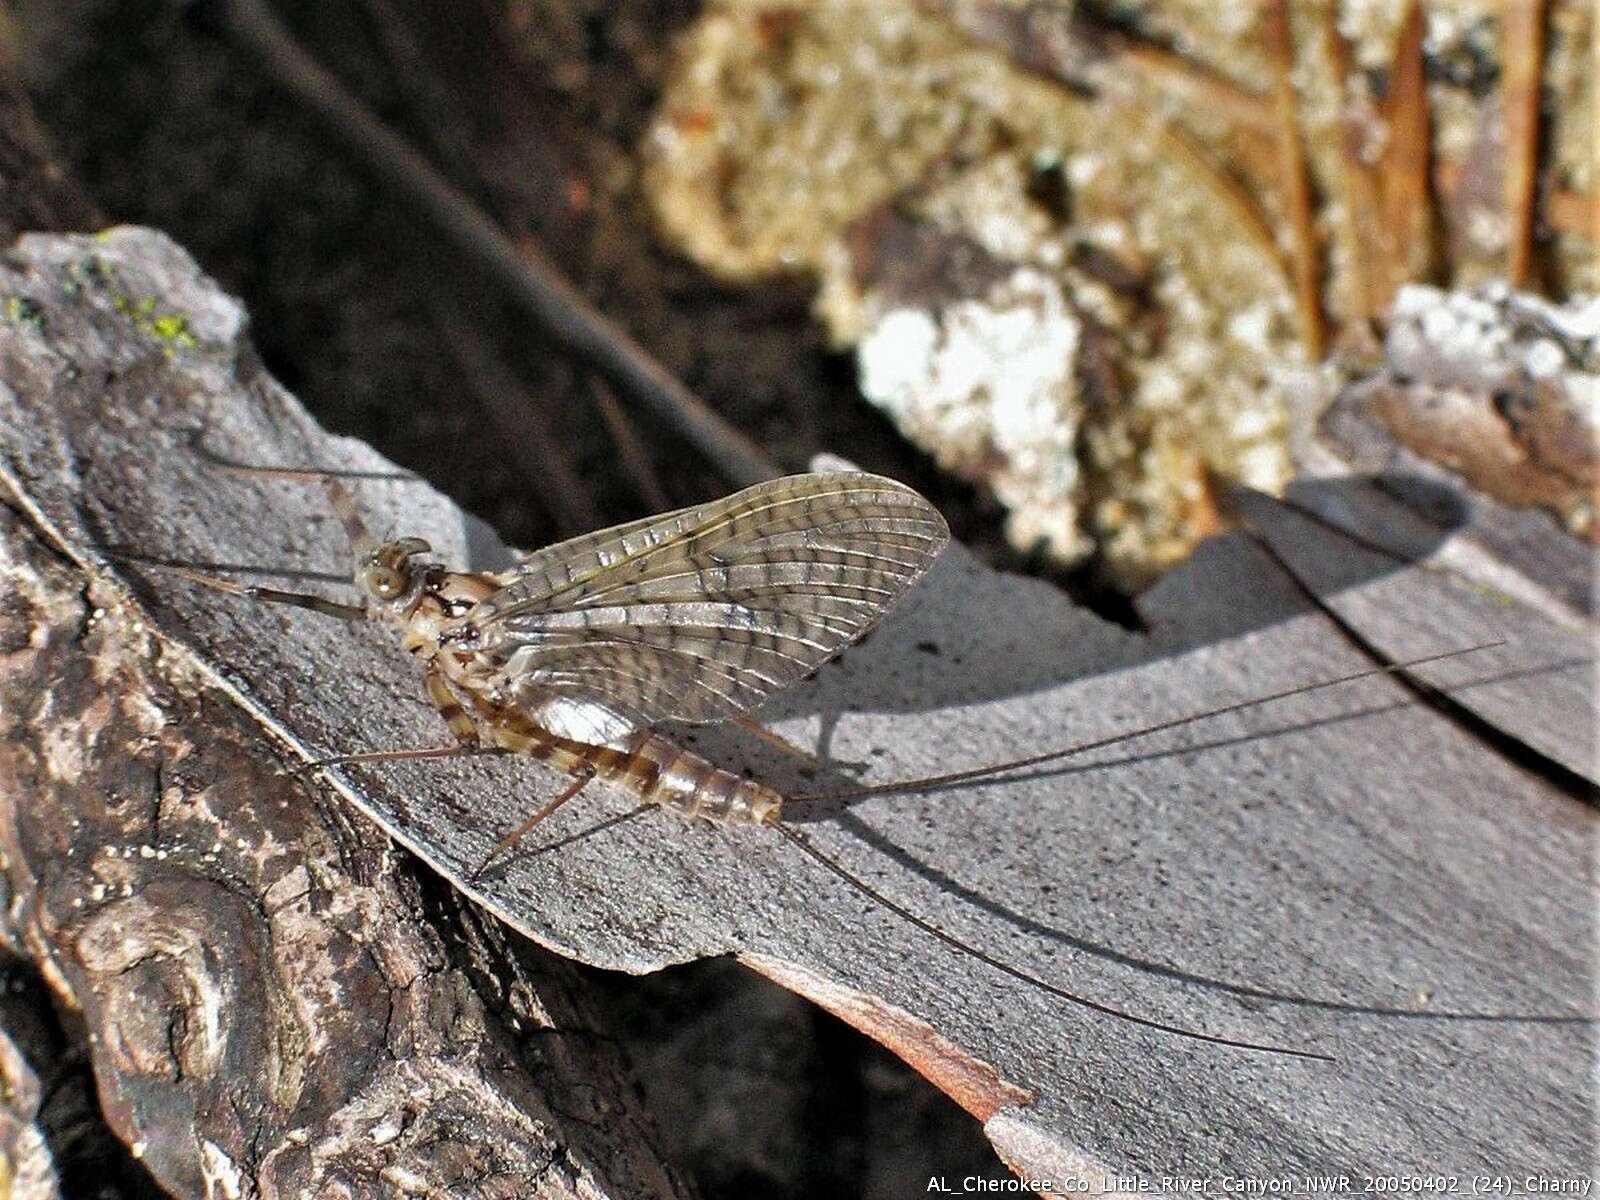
xmin=468 ymin=473 xmax=950 ymax=736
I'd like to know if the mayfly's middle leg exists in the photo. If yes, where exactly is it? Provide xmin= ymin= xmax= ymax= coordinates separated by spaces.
xmin=295 ymin=669 xmax=505 ymax=772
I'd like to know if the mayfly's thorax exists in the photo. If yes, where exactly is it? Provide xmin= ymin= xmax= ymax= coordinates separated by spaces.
xmin=396 ymin=570 xmax=500 ymax=658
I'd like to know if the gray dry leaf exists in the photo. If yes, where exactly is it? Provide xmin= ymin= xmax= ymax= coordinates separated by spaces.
xmin=0 ymin=229 xmax=1594 ymax=1181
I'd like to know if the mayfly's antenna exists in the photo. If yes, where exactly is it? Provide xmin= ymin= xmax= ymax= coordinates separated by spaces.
xmin=791 ymin=641 xmax=1507 ymax=804
xmin=187 ymin=427 xmax=416 ymax=482
xmin=775 ymin=824 xmax=1334 ymax=1062
xmin=188 ymin=429 xmax=379 ymax=559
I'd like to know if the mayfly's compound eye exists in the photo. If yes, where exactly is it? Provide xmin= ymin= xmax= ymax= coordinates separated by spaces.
xmin=359 ymin=538 xmax=436 ymax=602
xmin=359 ymin=562 xmax=407 ymax=600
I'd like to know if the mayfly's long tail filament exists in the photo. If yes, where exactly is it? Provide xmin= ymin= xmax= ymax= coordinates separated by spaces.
xmin=775 ymin=824 xmax=1334 ymax=1062
xmin=791 ymin=640 xmax=1508 ymax=804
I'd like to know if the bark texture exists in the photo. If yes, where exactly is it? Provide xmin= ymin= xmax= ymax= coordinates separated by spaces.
xmin=0 ymin=226 xmax=1593 ymax=1189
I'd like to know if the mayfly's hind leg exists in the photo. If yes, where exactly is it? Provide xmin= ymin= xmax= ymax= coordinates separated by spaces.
xmin=731 ymin=713 xmax=825 ymax=765
xmin=471 ymin=760 xmax=598 ymax=880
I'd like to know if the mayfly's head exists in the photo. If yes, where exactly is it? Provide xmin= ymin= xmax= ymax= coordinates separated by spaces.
xmin=354 ymin=537 xmax=434 ymax=613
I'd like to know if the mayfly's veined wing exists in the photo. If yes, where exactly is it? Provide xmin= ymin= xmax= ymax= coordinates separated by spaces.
xmin=464 ymin=473 xmax=949 ymax=735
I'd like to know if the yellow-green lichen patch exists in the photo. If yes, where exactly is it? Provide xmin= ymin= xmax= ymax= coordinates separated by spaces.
xmin=110 ymin=293 xmax=199 ymax=352
xmin=1 ymin=295 xmax=45 ymax=328
xmin=61 ymin=255 xmax=202 ymax=354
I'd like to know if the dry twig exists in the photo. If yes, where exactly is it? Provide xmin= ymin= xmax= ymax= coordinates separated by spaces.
xmin=1501 ymin=0 xmax=1547 ymax=288
xmin=1376 ymin=1 xmax=1435 ymax=309
xmin=1136 ymin=103 xmax=1294 ymax=288
xmin=1320 ymin=4 xmax=1382 ymax=328
xmin=590 ymin=375 xmax=672 ymax=514
xmin=1264 ymin=0 xmax=1325 ymax=360
xmin=948 ymin=11 xmax=1295 ymax=297
xmin=426 ymin=285 xmax=601 ymax=537
xmin=1109 ymin=35 xmax=1275 ymax=132
xmin=201 ymin=0 xmax=780 ymax=489
xmin=1591 ymin=0 xmax=1598 ymax=281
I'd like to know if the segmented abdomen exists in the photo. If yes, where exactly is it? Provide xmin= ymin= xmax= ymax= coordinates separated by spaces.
xmin=478 ymin=703 xmax=782 ymax=826
xmin=610 ymin=730 xmax=782 ymax=825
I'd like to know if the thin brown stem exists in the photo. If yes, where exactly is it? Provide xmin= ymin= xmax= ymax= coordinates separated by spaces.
xmin=426 ymin=286 xmax=600 ymax=537
xmin=1322 ymin=4 xmax=1387 ymax=335
xmin=1136 ymin=103 xmax=1294 ymax=288
xmin=1376 ymin=1 xmax=1435 ymax=309
xmin=354 ymin=0 xmax=482 ymax=193
xmin=589 ymin=376 xmax=672 ymax=513
xmin=1539 ymin=181 xmax=1594 ymax=237
xmin=1108 ymin=36 xmax=1275 ymax=132
xmin=1501 ymin=0 xmax=1548 ymax=288
xmin=942 ymin=12 xmax=1292 ymax=291
xmin=1264 ymin=0 xmax=1325 ymax=360
xmin=203 ymin=0 xmax=780 ymax=489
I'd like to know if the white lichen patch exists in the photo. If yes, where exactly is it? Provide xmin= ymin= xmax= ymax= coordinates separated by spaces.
xmin=200 ymin=1139 xmax=244 ymax=1200
xmin=860 ymin=268 xmax=1093 ymax=561
xmin=644 ymin=0 xmax=1300 ymax=586
xmin=40 ymin=692 xmax=113 ymax=782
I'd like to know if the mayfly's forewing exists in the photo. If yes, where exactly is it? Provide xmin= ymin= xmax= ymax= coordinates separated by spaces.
xmin=470 ymin=473 xmax=950 ymax=726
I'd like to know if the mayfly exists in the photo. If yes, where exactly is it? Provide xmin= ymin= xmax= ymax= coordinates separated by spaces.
xmin=164 ymin=464 xmax=1495 ymax=1064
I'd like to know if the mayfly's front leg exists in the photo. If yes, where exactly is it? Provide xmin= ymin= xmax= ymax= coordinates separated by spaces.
xmin=425 ymin=664 xmax=481 ymax=746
